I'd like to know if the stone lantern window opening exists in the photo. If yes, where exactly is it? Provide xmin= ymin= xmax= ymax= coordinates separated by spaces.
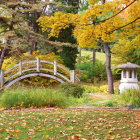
xmin=129 ymin=70 xmax=132 ymax=78
xmin=123 ymin=70 xmax=126 ymax=78
xmin=134 ymin=70 xmax=137 ymax=78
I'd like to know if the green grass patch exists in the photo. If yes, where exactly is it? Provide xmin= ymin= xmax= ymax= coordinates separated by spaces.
xmin=0 ymin=110 xmax=139 ymax=139
xmin=0 ymin=87 xmax=91 ymax=108
xmin=120 ymin=89 xmax=140 ymax=108
xmin=81 ymin=50 xmax=106 ymax=62
xmin=0 ymin=88 xmax=72 ymax=108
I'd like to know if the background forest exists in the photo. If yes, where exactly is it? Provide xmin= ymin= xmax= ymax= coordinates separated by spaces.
xmin=0 ymin=0 xmax=140 ymax=93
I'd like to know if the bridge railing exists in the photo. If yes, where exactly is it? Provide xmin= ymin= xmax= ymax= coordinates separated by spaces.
xmin=0 ymin=58 xmax=78 ymax=87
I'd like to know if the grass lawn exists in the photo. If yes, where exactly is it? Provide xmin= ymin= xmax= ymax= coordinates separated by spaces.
xmin=0 ymin=109 xmax=139 ymax=139
xmin=81 ymin=49 xmax=106 ymax=63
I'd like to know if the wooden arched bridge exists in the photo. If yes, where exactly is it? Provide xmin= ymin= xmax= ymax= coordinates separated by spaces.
xmin=0 ymin=58 xmax=79 ymax=89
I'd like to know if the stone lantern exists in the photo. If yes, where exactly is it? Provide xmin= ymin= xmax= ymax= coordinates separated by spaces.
xmin=118 ymin=62 xmax=140 ymax=93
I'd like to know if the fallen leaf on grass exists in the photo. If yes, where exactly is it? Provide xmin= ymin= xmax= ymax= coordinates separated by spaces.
xmin=71 ymin=135 xmax=80 ymax=140
xmin=0 ymin=128 xmax=5 ymax=132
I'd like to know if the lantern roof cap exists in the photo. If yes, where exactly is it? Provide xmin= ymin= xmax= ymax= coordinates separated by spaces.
xmin=118 ymin=62 xmax=140 ymax=69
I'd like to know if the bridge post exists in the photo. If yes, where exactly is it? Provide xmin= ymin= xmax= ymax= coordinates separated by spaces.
xmin=37 ymin=58 xmax=40 ymax=72
xmin=54 ymin=61 xmax=57 ymax=75
xmin=0 ymin=70 xmax=4 ymax=87
xmin=19 ymin=60 xmax=22 ymax=75
xmin=70 ymin=70 xmax=75 ymax=83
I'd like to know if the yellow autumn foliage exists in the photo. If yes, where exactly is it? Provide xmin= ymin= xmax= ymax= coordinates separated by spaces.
xmin=37 ymin=0 xmax=140 ymax=48
xmin=37 ymin=12 xmax=80 ymax=38
xmin=112 ymin=36 xmax=140 ymax=65
xmin=2 ymin=52 xmax=64 ymax=71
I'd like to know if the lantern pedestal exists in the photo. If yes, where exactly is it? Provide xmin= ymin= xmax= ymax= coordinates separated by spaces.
xmin=119 ymin=83 xmax=139 ymax=93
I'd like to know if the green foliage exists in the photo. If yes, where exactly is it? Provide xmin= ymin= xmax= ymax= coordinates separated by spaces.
xmin=112 ymin=47 xmax=140 ymax=81
xmin=128 ymin=48 xmax=140 ymax=80
xmin=59 ymin=82 xmax=84 ymax=98
xmin=77 ymin=63 xmax=94 ymax=81
xmin=0 ymin=88 xmax=71 ymax=108
xmin=50 ymin=0 xmax=80 ymax=70
xmin=79 ymin=1 xmax=88 ymax=15
xmin=54 ymin=0 xmax=80 ymax=13
xmin=76 ymin=55 xmax=91 ymax=64
xmin=104 ymin=100 xmax=117 ymax=107
xmin=76 ymin=60 xmax=106 ymax=82
xmin=59 ymin=46 xmax=78 ymax=70
xmin=112 ymin=68 xmax=121 ymax=80
xmin=128 ymin=48 xmax=140 ymax=65
xmin=120 ymin=89 xmax=140 ymax=108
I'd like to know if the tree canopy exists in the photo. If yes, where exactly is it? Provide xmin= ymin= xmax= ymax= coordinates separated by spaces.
xmin=38 ymin=0 xmax=140 ymax=48
xmin=37 ymin=0 xmax=140 ymax=93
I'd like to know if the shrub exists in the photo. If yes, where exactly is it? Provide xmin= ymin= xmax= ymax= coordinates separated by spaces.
xmin=0 ymin=88 xmax=71 ymax=108
xmin=76 ymin=60 xmax=106 ymax=82
xmin=59 ymin=46 xmax=78 ymax=70
xmin=77 ymin=63 xmax=94 ymax=82
xmin=112 ymin=68 xmax=121 ymax=80
xmin=120 ymin=89 xmax=140 ymax=107
xmin=59 ymin=82 xmax=84 ymax=98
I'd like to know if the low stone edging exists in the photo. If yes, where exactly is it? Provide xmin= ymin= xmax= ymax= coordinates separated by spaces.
xmin=1 ymin=106 xmax=140 ymax=112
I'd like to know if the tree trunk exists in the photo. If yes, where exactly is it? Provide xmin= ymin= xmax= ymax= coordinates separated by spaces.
xmin=101 ymin=0 xmax=114 ymax=94
xmin=79 ymin=48 xmax=81 ymax=57
xmin=102 ymin=41 xmax=114 ymax=94
xmin=0 ymin=47 xmax=7 ymax=70
xmin=28 ymin=41 xmax=37 ymax=54
xmin=92 ymin=48 xmax=96 ymax=65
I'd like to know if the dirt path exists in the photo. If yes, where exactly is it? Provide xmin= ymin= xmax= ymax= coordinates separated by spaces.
xmin=88 ymin=93 xmax=112 ymax=100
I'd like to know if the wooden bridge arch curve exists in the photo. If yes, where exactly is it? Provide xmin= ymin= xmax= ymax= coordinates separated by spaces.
xmin=5 ymin=73 xmax=65 ymax=89
xmin=0 ymin=58 xmax=79 ymax=89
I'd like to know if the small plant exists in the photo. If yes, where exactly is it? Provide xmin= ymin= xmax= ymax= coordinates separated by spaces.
xmin=99 ymin=85 xmax=109 ymax=93
xmin=83 ymin=85 xmax=100 ymax=93
xmin=104 ymin=101 xmax=115 ymax=107
xmin=120 ymin=89 xmax=140 ymax=108
xmin=59 ymin=82 xmax=84 ymax=98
